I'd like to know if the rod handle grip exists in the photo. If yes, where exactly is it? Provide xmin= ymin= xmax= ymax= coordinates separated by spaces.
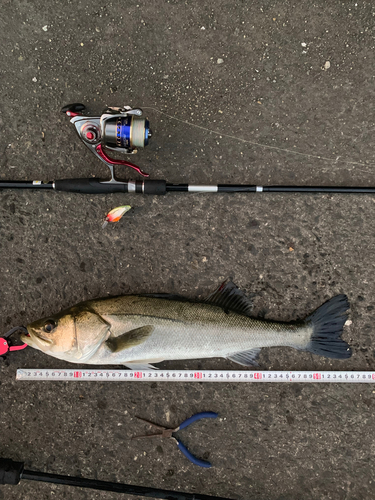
xmin=175 ymin=441 xmax=212 ymax=468
xmin=143 ymin=180 xmax=166 ymax=195
xmin=54 ymin=179 xmax=167 ymax=195
xmin=178 ymin=412 xmax=218 ymax=430
xmin=55 ymin=178 xmax=126 ymax=194
xmin=0 ymin=458 xmax=24 ymax=485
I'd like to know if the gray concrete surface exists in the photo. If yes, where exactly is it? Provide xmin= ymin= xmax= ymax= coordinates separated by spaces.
xmin=1 ymin=1 xmax=375 ymax=499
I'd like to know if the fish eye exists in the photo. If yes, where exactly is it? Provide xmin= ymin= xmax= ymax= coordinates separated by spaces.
xmin=44 ymin=320 xmax=56 ymax=333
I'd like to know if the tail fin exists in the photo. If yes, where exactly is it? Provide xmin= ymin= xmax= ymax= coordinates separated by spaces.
xmin=305 ymin=295 xmax=351 ymax=359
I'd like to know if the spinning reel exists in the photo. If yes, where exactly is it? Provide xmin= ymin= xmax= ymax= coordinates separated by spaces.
xmin=61 ymin=103 xmax=152 ymax=178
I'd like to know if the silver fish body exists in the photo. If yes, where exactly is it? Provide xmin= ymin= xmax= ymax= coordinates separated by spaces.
xmin=86 ymin=296 xmax=311 ymax=365
xmin=23 ymin=282 xmax=351 ymax=368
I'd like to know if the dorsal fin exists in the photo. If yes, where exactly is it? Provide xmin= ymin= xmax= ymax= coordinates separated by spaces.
xmin=204 ymin=280 xmax=253 ymax=317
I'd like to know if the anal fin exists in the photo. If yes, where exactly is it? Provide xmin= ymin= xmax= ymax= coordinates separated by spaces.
xmin=124 ymin=363 xmax=159 ymax=371
xmin=227 ymin=348 xmax=262 ymax=367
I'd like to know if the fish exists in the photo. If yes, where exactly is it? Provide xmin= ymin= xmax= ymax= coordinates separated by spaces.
xmin=21 ymin=281 xmax=351 ymax=369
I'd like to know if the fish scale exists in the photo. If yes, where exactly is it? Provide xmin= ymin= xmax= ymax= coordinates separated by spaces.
xmin=90 ymin=311 xmax=310 ymax=365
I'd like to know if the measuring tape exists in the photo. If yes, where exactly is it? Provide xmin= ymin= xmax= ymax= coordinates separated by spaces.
xmin=16 ymin=369 xmax=375 ymax=383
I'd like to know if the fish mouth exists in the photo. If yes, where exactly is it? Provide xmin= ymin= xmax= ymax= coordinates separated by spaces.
xmin=22 ymin=329 xmax=53 ymax=347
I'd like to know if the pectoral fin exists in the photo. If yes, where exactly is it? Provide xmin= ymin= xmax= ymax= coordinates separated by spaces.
xmin=106 ymin=325 xmax=154 ymax=353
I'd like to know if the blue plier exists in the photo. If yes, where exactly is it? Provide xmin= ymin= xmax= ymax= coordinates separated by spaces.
xmin=132 ymin=411 xmax=218 ymax=468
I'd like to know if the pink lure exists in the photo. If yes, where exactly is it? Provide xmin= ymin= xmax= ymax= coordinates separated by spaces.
xmin=102 ymin=205 xmax=131 ymax=228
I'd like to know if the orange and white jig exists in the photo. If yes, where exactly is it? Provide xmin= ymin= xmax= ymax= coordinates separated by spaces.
xmin=102 ymin=205 xmax=131 ymax=228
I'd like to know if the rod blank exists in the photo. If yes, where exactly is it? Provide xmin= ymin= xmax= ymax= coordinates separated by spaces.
xmin=22 ymin=469 xmax=232 ymax=499
xmin=0 ymin=458 xmax=233 ymax=500
xmin=166 ymin=184 xmax=375 ymax=194
xmin=1 ymin=179 xmax=375 ymax=195
xmin=0 ymin=181 xmax=54 ymax=189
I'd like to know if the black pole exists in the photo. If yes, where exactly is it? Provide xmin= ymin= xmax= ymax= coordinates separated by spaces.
xmin=0 ymin=458 xmax=234 ymax=500
xmin=22 ymin=470 xmax=234 ymax=499
xmin=167 ymin=184 xmax=375 ymax=194
xmin=262 ymin=186 xmax=375 ymax=193
xmin=1 ymin=178 xmax=375 ymax=195
xmin=0 ymin=181 xmax=54 ymax=189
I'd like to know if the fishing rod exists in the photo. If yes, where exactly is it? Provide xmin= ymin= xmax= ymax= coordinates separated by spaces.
xmin=0 ymin=457 xmax=234 ymax=499
xmin=1 ymin=102 xmax=375 ymax=196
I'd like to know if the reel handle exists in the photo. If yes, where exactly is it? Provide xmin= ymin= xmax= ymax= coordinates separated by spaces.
xmin=61 ymin=103 xmax=86 ymax=114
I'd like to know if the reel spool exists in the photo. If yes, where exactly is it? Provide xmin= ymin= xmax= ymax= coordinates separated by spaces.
xmin=103 ymin=115 xmax=151 ymax=151
xmin=62 ymin=103 xmax=152 ymax=178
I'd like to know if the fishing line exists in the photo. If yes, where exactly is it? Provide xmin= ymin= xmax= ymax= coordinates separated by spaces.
xmin=143 ymin=106 xmax=374 ymax=168
xmin=16 ymin=369 xmax=375 ymax=384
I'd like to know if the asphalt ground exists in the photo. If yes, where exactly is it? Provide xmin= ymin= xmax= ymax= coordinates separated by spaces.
xmin=1 ymin=1 xmax=375 ymax=499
